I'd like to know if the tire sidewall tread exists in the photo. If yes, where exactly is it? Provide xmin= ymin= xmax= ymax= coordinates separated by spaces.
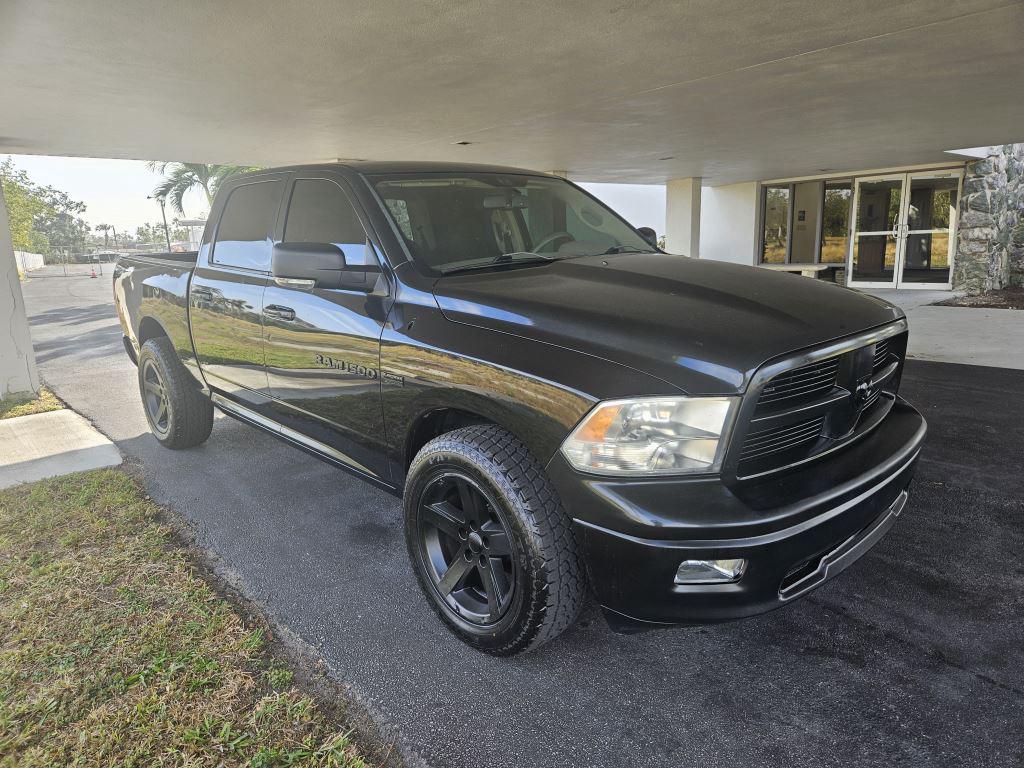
xmin=137 ymin=337 xmax=213 ymax=450
xmin=405 ymin=424 xmax=585 ymax=655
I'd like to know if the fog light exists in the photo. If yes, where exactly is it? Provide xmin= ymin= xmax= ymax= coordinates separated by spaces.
xmin=674 ymin=558 xmax=747 ymax=585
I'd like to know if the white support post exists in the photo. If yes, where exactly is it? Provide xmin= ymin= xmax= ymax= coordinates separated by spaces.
xmin=0 ymin=183 xmax=39 ymax=399
xmin=665 ymin=177 xmax=702 ymax=257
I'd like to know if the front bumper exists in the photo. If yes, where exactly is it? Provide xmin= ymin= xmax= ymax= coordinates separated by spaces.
xmin=546 ymin=398 xmax=926 ymax=627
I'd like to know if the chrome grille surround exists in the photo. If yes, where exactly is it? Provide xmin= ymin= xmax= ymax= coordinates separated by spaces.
xmin=724 ymin=320 xmax=909 ymax=481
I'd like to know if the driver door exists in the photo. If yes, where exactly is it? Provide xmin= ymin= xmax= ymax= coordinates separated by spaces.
xmin=261 ymin=174 xmax=393 ymax=483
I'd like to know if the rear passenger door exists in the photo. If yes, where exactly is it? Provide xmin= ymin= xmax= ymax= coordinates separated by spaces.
xmin=262 ymin=174 xmax=393 ymax=483
xmin=190 ymin=175 xmax=286 ymax=405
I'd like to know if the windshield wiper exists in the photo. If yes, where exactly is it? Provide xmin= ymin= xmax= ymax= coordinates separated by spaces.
xmin=440 ymin=251 xmax=556 ymax=275
xmin=493 ymin=250 xmax=556 ymax=264
xmin=601 ymin=245 xmax=656 ymax=255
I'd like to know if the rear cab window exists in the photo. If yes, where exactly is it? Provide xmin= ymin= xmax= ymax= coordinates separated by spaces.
xmin=212 ymin=180 xmax=284 ymax=271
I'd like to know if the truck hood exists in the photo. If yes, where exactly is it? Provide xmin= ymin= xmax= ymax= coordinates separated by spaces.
xmin=432 ymin=253 xmax=903 ymax=394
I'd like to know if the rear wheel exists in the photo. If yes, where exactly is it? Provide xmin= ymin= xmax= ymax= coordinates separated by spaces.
xmin=404 ymin=425 xmax=585 ymax=655
xmin=137 ymin=337 xmax=213 ymax=449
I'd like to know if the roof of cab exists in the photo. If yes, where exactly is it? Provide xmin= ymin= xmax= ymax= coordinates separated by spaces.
xmin=245 ymin=160 xmax=552 ymax=177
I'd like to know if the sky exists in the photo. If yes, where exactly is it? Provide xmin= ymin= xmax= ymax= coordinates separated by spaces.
xmin=6 ymin=155 xmax=210 ymax=233
xmin=4 ymin=154 xmax=666 ymax=238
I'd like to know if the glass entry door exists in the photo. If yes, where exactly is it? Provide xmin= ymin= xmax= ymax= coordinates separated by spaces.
xmin=848 ymin=171 xmax=962 ymax=289
xmin=901 ymin=172 xmax=959 ymax=286
xmin=849 ymin=175 xmax=903 ymax=286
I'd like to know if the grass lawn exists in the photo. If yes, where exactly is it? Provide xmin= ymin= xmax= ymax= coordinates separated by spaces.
xmin=0 ymin=470 xmax=370 ymax=767
xmin=0 ymin=387 xmax=63 ymax=421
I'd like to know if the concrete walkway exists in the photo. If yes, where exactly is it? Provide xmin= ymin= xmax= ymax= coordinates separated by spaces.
xmin=0 ymin=408 xmax=121 ymax=489
xmin=859 ymin=288 xmax=1024 ymax=369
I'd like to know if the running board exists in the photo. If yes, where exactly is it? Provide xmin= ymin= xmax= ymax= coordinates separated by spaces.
xmin=210 ymin=393 xmax=394 ymax=492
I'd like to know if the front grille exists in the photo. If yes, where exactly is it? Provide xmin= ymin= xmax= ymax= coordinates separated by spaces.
xmin=873 ymin=338 xmax=891 ymax=372
xmin=756 ymin=357 xmax=839 ymax=411
xmin=739 ymin=416 xmax=826 ymax=462
xmin=734 ymin=329 xmax=907 ymax=478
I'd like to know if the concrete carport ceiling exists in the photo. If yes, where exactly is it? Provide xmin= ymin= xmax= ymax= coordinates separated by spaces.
xmin=1 ymin=0 xmax=1022 ymax=184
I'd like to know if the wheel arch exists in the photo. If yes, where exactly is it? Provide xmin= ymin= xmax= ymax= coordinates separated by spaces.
xmin=135 ymin=314 xmax=208 ymax=395
xmin=137 ymin=315 xmax=170 ymax=346
xmin=400 ymin=393 xmax=566 ymax=482
xmin=405 ymin=407 xmax=494 ymax=471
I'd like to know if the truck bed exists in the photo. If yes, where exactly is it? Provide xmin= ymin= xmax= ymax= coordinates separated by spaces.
xmin=118 ymin=250 xmax=199 ymax=267
xmin=113 ymin=251 xmax=199 ymax=369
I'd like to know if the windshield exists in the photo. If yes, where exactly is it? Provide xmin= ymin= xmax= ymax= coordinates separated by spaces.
xmin=370 ymin=172 xmax=655 ymax=275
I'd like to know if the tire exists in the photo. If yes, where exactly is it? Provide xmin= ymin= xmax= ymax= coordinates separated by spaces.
xmin=137 ymin=336 xmax=214 ymax=449
xmin=404 ymin=424 xmax=586 ymax=655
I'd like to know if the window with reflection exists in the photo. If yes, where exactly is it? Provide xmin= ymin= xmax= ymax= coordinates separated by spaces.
xmin=903 ymin=176 xmax=958 ymax=283
xmin=284 ymin=179 xmax=377 ymax=266
xmin=212 ymin=181 xmax=284 ymax=271
xmin=820 ymin=182 xmax=852 ymax=263
xmin=760 ymin=185 xmax=790 ymax=263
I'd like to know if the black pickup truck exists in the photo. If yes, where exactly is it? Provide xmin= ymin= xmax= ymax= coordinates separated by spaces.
xmin=114 ymin=162 xmax=926 ymax=655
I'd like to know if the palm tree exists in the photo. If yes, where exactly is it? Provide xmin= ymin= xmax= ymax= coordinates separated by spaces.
xmin=147 ymin=162 xmax=260 ymax=216
xmin=95 ymin=223 xmax=112 ymax=247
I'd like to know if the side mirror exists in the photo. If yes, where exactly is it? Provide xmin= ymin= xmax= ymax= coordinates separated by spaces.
xmin=637 ymin=227 xmax=659 ymax=248
xmin=272 ymin=242 xmax=347 ymax=289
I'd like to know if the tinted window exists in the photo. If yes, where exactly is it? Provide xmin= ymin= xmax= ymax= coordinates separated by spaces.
xmin=213 ymin=180 xmax=284 ymax=271
xmin=284 ymin=179 xmax=376 ymax=266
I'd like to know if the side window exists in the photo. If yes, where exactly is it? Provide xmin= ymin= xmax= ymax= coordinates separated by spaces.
xmin=284 ymin=179 xmax=377 ymax=266
xmin=212 ymin=180 xmax=284 ymax=271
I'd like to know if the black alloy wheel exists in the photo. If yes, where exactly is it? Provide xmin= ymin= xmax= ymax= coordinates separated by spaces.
xmin=404 ymin=425 xmax=586 ymax=655
xmin=141 ymin=357 xmax=170 ymax=436
xmin=417 ymin=472 xmax=516 ymax=626
xmin=136 ymin=336 xmax=214 ymax=449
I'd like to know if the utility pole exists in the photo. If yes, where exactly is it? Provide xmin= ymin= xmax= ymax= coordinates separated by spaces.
xmin=148 ymin=195 xmax=172 ymax=251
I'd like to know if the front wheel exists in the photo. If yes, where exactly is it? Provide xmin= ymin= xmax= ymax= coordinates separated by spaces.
xmin=137 ymin=337 xmax=213 ymax=449
xmin=404 ymin=425 xmax=586 ymax=655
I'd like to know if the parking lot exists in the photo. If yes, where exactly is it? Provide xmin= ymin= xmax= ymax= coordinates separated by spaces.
xmin=22 ymin=265 xmax=1024 ymax=768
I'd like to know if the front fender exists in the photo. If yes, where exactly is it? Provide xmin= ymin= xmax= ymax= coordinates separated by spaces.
xmin=380 ymin=300 xmax=681 ymax=484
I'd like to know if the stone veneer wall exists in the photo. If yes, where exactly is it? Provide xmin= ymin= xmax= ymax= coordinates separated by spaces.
xmin=954 ymin=144 xmax=1024 ymax=294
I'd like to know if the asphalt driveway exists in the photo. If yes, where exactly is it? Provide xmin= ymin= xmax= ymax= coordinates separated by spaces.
xmin=21 ymin=266 xmax=1024 ymax=767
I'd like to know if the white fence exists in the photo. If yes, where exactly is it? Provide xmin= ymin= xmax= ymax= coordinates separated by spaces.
xmin=14 ymin=251 xmax=44 ymax=273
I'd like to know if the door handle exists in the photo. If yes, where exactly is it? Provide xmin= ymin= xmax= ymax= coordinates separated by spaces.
xmin=264 ymin=305 xmax=295 ymax=321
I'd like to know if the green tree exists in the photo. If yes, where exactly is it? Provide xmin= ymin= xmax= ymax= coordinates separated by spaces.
xmin=33 ymin=185 xmax=90 ymax=254
xmin=95 ymin=223 xmax=112 ymax=247
xmin=1 ymin=157 xmax=90 ymax=256
xmin=147 ymin=162 xmax=259 ymax=216
xmin=136 ymin=221 xmax=188 ymax=245
xmin=0 ymin=160 xmax=48 ymax=252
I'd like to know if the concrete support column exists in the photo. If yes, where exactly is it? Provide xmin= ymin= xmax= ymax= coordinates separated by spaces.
xmin=699 ymin=182 xmax=760 ymax=265
xmin=665 ymin=178 xmax=702 ymax=257
xmin=0 ymin=183 xmax=39 ymax=399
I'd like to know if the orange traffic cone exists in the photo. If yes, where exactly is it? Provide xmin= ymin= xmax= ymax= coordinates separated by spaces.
xmin=90 ymin=267 xmax=97 ymax=278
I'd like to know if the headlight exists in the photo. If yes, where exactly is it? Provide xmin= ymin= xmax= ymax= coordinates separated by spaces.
xmin=561 ymin=396 xmax=737 ymax=476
